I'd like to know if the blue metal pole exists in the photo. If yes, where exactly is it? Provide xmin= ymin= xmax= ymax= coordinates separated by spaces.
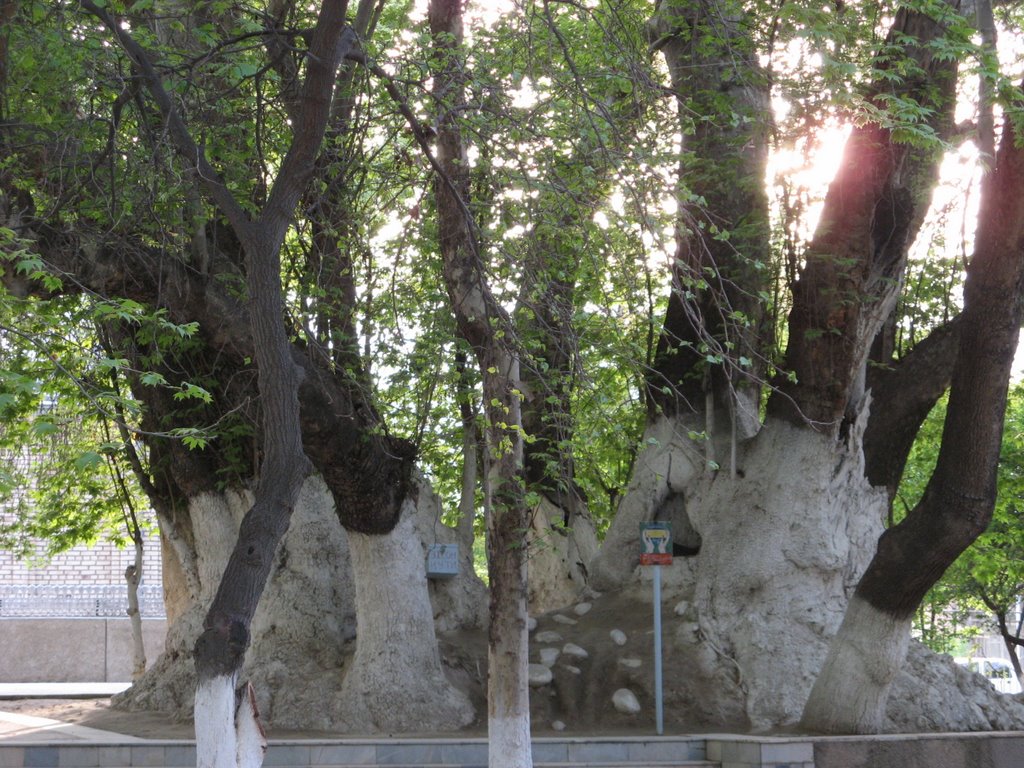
xmin=654 ymin=564 xmax=663 ymax=735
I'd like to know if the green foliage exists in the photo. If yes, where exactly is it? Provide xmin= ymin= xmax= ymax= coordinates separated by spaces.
xmin=899 ymin=386 xmax=1024 ymax=653
xmin=5 ymin=0 xmax=1024 ymax=595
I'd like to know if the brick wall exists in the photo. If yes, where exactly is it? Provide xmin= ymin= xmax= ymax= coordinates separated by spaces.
xmin=0 ymin=530 xmax=163 ymax=588
xmin=0 ymin=528 xmax=162 ymax=589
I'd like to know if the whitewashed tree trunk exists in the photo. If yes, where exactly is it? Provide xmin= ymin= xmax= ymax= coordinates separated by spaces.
xmin=117 ymin=480 xmax=356 ymax=726
xmin=587 ymin=411 xmax=888 ymax=729
xmin=194 ymin=675 xmax=266 ymax=768
xmin=427 ymin=1 xmax=534 ymax=764
xmin=688 ymin=416 xmax=886 ymax=729
xmin=488 ymin=622 xmax=532 ymax=768
xmin=588 ymin=414 xmax=705 ymax=591
xmin=336 ymin=497 xmax=475 ymax=732
xmin=801 ymin=596 xmax=911 ymax=733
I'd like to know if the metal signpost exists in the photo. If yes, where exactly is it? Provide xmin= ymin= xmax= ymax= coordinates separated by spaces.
xmin=640 ymin=521 xmax=672 ymax=735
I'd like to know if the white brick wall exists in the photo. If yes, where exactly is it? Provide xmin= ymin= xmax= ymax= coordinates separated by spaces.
xmin=0 ymin=442 xmax=165 ymax=588
xmin=0 ymin=531 xmax=163 ymax=587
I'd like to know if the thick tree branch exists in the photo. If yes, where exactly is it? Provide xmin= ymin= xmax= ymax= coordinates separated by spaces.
xmin=863 ymin=316 xmax=963 ymax=500
xmin=856 ymin=92 xmax=1024 ymax=620
xmin=767 ymin=4 xmax=959 ymax=432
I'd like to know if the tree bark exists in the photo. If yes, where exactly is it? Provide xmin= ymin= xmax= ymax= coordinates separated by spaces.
xmin=768 ymin=4 xmax=959 ymax=432
xmin=456 ymin=350 xmax=479 ymax=556
xmin=803 ymin=83 xmax=1024 ymax=735
xmin=125 ymin=536 xmax=147 ymax=681
xmin=647 ymin=0 xmax=772 ymax=431
xmin=863 ymin=316 xmax=962 ymax=502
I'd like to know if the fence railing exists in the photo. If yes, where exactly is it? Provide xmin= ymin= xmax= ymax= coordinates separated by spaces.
xmin=0 ymin=584 xmax=165 ymax=618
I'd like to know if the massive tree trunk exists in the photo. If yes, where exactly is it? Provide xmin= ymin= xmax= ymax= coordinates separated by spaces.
xmin=336 ymin=493 xmax=474 ymax=732
xmin=802 ymin=84 xmax=1024 ymax=734
xmin=590 ymin=0 xmax=773 ymax=591
xmin=590 ymin=0 xmax=969 ymax=730
xmin=121 ymin=479 xmax=356 ymax=723
xmin=429 ymin=1 xmax=532 ymax=764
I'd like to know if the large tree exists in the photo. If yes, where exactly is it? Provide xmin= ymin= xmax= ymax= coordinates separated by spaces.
xmin=588 ymin=0 xmax=1024 ymax=733
xmin=4 ymin=0 xmax=1024 ymax=748
xmin=1 ymin=0 xmax=477 ymax=756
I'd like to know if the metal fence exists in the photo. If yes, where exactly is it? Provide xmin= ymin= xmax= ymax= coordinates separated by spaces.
xmin=0 ymin=584 xmax=165 ymax=618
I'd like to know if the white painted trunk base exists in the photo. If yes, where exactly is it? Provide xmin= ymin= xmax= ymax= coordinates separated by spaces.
xmin=802 ymin=595 xmax=911 ymax=733
xmin=487 ymin=595 xmax=533 ymax=768
xmin=119 ymin=478 xmax=356 ymax=726
xmin=194 ymin=675 xmax=267 ymax=768
xmin=488 ymin=714 xmax=533 ymax=768
xmin=689 ymin=418 xmax=888 ymax=728
xmin=119 ymin=476 xmax=485 ymax=731
xmin=335 ymin=499 xmax=474 ymax=732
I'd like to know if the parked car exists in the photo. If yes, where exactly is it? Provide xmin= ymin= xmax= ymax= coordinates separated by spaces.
xmin=954 ymin=656 xmax=1023 ymax=695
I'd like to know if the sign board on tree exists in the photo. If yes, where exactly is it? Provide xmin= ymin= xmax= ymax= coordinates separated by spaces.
xmin=640 ymin=522 xmax=673 ymax=566
xmin=426 ymin=543 xmax=459 ymax=579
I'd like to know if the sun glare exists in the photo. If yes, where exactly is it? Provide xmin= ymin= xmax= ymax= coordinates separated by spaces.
xmin=769 ymin=121 xmax=852 ymax=243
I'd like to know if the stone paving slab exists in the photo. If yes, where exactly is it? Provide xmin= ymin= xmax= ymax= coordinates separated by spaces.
xmin=0 ymin=712 xmax=143 ymax=744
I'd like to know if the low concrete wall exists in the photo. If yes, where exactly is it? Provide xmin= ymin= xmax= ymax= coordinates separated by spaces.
xmin=707 ymin=735 xmax=814 ymax=768
xmin=814 ymin=731 xmax=1024 ymax=768
xmin=0 ymin=619 xmax=166 ymax=683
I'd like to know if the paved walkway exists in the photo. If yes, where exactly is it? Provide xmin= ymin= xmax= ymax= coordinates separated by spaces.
xmin=0 ymin=708 xmax=144 ymax=743
xmin=0 ymin=683 xmax=131 ymax=699
xmin=0 ymin=682 xmax=137 ymax=743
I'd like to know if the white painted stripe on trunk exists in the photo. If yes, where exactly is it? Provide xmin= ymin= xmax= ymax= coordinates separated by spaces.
xmin=236 ymin=681 xmax=267 ymax=768
xmin=488 ymin=715 xmax=533 ymax=768
xmin=802 ymin=595 xmax=911 ymax=734
xmin=195 ymin=673 xmax=239 ymax=768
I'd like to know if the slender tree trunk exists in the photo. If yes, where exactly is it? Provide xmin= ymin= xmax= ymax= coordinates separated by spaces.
xmin=456 ymin=350 xmax=479 ymax=556
xmin=429 ymin=1 xmax=532 ymax=763
xmin=125 ymin=537 xmax=146 ymax=680
xmin=991 ymin=608 xmax=1024 ymax=685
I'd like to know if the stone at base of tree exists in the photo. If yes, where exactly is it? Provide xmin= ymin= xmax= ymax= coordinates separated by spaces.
xmin=529 ymin=664 xmax=554 ymax=686
xmin=613 ymin=688 xmax=641 ymax=715
xmin=540 ymin=647 xmax=561 ymax=667
xmin=563 ymin=643 xmax=588 ymax=659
